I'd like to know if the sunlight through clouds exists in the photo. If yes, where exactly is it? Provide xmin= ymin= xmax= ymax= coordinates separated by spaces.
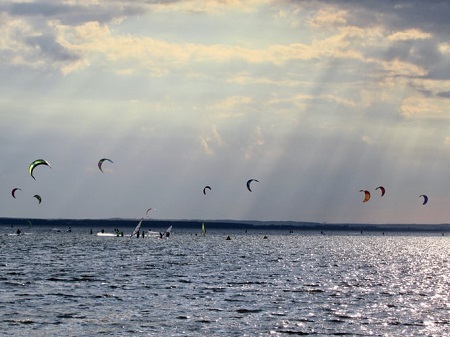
xmin=400 ymin=96 xmax=449 ymax=119
xmin=2 ymin=0 xmax=450 ymax=223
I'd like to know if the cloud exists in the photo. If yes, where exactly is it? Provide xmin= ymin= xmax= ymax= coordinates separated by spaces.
xmin=146 ymin=0 xmax=271 ymax=14
xmin=211 ymin=96 xmax=252 ymax=115
xmin=200 ymin=125 xmax=224 ymax=155
xmin=310 ymin=0 xmax=450 ymax=35
xmin=306 ymin=8 xmax=347 ymax=30
xmin=297 ymin=1 xmax=450 ymax=83
xmin=387 ymin=29 xmax=432 ymax=41
xmin=1 ymin=1 xmax=143 ymax=25
xmin=243 ymin=125 xmax=265 ymax=159
xmin=0 ymin=0 xmax=443 ymax=90
xmin=436 ymin=91 xmax=450 ymax=98
xmin=26 ymin=33 xmax=80 ymax=62
xmin=361 ymin=135 xmax=374 ymax=145
xmin=400 ymin=96 xmax=449 ymax=120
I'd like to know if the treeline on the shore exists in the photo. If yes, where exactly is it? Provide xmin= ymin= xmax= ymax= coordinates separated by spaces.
xmin=0 ymin=217 xmax=449 ymax=232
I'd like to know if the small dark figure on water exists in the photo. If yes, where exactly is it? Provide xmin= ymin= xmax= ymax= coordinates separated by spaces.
xmin=16 ymin=229 xmax=21 ymax=235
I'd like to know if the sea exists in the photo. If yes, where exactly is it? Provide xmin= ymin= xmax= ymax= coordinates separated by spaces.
xmin=0 ymin=224 xmax=448 ymax=337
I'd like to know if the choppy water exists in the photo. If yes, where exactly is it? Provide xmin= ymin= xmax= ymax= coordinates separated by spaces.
xmin=0 ymin=226 xmax=448 ymax=336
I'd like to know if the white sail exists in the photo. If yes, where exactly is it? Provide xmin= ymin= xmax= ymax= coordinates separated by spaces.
xmin=165 ymin=225 xmax=172 ymax=235
xmin=201 ymin=223 xmax=206 ymax=236
xmin=131 ymin=218 xmax=144 ymax=237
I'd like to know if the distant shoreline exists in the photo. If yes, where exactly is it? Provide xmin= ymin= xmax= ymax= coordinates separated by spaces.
xmin=1 ymin=217 xmax=449 ymax=232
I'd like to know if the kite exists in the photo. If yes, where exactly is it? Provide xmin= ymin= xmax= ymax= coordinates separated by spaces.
xmin=146 ymin=208 xmax=155 ymax=218
xmin=246 ymin=179 xmax=259 ymax=192
xmin=11 ymin=188 xmax=22 ymax=199
xmin=203 ymin=186 xmax=211 ymax=195
xmin=360 ymin=190 xmax=371 ymax=203
xmin=29 ymin=159 xmax=51 ymax=180
xmin=33 ymin=194 xmax=42 ymax=204
xmin=98 ymin=158 xmax=113 ymax=172
xmin=419 ymin=195 xmax=428 ymax=205
xmin=375 ymin=186 xmax=386 ymax=197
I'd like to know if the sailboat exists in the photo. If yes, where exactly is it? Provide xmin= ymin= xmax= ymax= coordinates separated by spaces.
xmin=130 ymin=218 xmax=144 ymax=238
xmin=201 ymin=223 xmax=206 ymax=236
xmin=162 ymin=225 xmax=172 ymax=238
xmin=145 ymin=225 xmax=173 ymax=238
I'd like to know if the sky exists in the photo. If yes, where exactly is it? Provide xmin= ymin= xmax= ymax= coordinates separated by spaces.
xmin=1 ymin=0 xmax=450 ymax=224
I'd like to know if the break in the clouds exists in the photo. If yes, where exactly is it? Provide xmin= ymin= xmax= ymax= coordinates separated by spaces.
xmin=1 ymin=0 xmax=450 ymax=224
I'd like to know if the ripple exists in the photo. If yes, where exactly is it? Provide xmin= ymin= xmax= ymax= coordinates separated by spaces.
xmin=0 ymin=228 xmax=448 ymax=336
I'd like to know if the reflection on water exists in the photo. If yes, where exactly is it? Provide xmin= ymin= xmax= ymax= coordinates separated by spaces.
xmin=0 ymin=227 xmax=448 ymax=336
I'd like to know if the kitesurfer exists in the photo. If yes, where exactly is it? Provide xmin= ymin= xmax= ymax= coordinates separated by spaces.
xmin=16 ymin=229 xmax=21 ymax=235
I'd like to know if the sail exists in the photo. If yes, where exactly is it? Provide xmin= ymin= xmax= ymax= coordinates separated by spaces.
xmin=201 ymin=223 xmax=206 ymax=236
xmin=163 ymin=225 xmax=172 ymax=238
xmin=131 ymin=218 xmax=143 ymax=237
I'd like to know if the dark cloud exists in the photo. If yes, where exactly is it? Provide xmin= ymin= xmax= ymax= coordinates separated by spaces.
xmin=0 ymin=1 xmax=147 ymax=71
xmin=436 ymin=91 xmax=450 ymax=98
xmin=26 ymin=34 xmax=80 ymax=63
xmin=8 ymin=2 xmax=67 ymax=17
xmin=297 ymin=0 xmax=450 ymax=81
xmin=0 ymin=1 xmax=144 ymax=25
xmin=307 ymin=0 xmax=450 ymax=36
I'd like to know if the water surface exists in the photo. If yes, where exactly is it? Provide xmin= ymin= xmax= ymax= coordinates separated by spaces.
xmin=0 ymin=226 xmax=448 ymax=336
